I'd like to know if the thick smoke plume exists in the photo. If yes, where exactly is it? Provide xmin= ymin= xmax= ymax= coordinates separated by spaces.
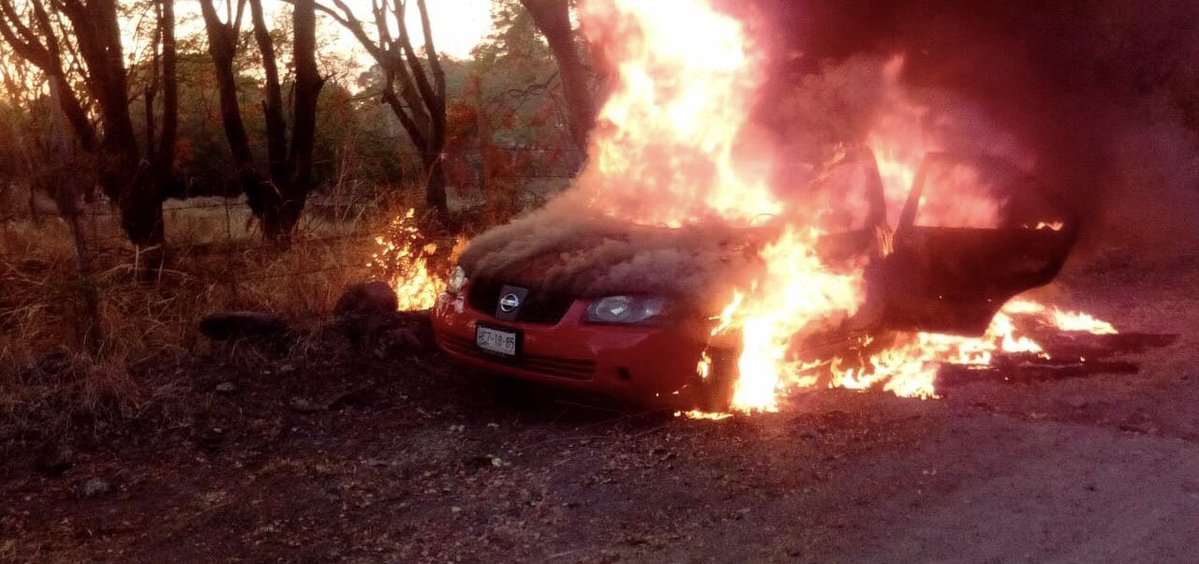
xmin=462 ymin=0 xmax=1199 ymax=302
xmin=755 ymin=0 xmax=1199 ymax=250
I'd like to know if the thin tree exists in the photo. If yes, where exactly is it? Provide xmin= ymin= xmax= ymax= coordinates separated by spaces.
xmin=519 ymin=0 xmax=596 ymax=151
xmin=0 ymin=0 xmax=178 ymax=259
xmin=145 ymin=0 xmax=179 ymax=207
xmin=309 ymin=0 xmax=448 ymax=214
xmin=199 ymin=0 xmax=326 ymax=243
xmin=0 ymin=36 xmax=104 ymax=349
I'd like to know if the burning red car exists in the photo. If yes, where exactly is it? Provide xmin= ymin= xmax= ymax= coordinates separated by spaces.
xmin=431 ymin=150 xmax=1077 ymax=409
xmin=431 ymin=215 xmax=752 ymax=408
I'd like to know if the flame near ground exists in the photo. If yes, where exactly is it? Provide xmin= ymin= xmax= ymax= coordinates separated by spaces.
xmin=370 ymin=209 xmax=451 ymax=312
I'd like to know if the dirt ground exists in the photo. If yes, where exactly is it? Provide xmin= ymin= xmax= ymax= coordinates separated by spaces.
xmin=2 ymin=249 xmax=1197 ymax=563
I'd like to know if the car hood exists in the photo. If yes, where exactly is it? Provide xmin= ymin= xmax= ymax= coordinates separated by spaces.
xmin=458 ymin=206 xmax=766 ymax=306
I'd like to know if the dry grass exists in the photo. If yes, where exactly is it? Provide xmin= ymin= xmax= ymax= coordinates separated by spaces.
xmin=0 ymin=184 xmax=435 ymax=448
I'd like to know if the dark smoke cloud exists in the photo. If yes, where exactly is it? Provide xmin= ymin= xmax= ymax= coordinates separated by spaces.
xmin=751 ymin=0 xmax=1199 ymax=251
xmin=462 ymin=0 xmax=1198 ymax=301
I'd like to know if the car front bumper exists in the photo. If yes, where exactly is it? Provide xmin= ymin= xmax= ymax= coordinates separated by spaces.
xmin=431 ymin=291 xmax=713 ymax=403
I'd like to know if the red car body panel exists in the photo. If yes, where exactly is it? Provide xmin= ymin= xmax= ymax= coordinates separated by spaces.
xmin=432 ymin=289 xmax=711 ymax=403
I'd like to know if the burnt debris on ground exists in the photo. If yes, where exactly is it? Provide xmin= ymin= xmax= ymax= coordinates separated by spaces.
xmin=937 ymin=332 xmax=1178 ymax=389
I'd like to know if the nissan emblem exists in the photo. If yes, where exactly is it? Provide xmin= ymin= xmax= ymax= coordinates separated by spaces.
xmin=499 ymin=293 xmax=521 ymax=312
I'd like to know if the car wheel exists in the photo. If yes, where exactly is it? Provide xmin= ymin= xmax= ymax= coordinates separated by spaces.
xmin=692 ymin=347 xmax=738 ymax=412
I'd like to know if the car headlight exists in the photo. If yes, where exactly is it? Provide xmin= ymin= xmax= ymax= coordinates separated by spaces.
xmin=584 ymin=296 xmax=669 ymax=325
xmin=447 ymin=266 xmax=468 ymax=295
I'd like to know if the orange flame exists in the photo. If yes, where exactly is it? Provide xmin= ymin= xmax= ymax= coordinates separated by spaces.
xmin=676 ymin=409 xmax=734 ymax=421
xmin=1050 ymin=308 xmax=1117 ymax=335
xmin=822 ymin=301 xmax=1118 ymax=399
xmin=576 ymin=0 xmax=853 ymax=412
xmin=370 ymin=208 xmax=445 ymax=311
xmin=720 ymin=228 xmax=863 ymax=411
xmin=577 ymin=0 xmax=779 ymax=226
xmin=1026 ymin=221 xmax=1066 ymax=231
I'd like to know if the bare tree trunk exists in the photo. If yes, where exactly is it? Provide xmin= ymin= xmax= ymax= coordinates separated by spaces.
xmin=246 ymin=0 xmax=294 ymax=242
xmin=198 ymin=0 xmax=261 ymax=192
xmin=56 ymin=0 xmax=164 ymax=251
xmin=133 ymin=0 xmax=179 ymax=259
xmin=156 ymin=0 xmax=177 ymax=183
xmin=46 ymin=79 xmax=103 ymax=352
xmin=61 ymin=194 xmax=103 ymax=352
xmin=203 ymin=0 xmax=324 ymax=244
xmin=425 ymin=154 xmax=447 ymax=212
xmin=520 ymin=0 xmax=596 ymax=150
xmin=0 ymin=0 xmax=97 ymax=151
xmin=49 ymin=0 xmax=164 ymax=250
xmin=0 ymin=0 xmax=169 ymax=263
xmin=412 ymin=0 xmax=447 ymax=214
xmin=248 ymin=0 xmax=287 ymax=183
xmin=281 ymin=0 xmax=324 ymax=236
xmin=317 ymin=0 xmax=447 ymax=214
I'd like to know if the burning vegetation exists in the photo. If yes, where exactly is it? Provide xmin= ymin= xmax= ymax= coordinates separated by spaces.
xmin=370 ymin=209 xmax=470 ymax=312
xmin=370 ymin=209 xmax=446 ymax=312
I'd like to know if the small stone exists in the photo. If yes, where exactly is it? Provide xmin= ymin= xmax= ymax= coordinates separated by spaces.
xmin=215 ymin=382 xmax=237 ymax=394
xmin=81 ymin=478 xmax=111 ymax=497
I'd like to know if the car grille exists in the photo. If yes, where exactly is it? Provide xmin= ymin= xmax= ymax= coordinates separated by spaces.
xmin=440 ymin=334 xmax=595 ymax=381
xmin=467 ymin=277 xmax=576 ymax=324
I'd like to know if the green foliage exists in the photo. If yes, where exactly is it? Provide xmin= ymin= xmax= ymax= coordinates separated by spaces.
xmin=312 ymin=77 xmax=416 ymax=192
xmin=460 ymin=0 xmax=575 ymax=143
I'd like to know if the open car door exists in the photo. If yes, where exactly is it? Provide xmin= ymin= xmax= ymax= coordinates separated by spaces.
xmin=869 ymin=153 xmax=1077 ymax=335
xmin=809 ymin=147 xmax=890 ymax=265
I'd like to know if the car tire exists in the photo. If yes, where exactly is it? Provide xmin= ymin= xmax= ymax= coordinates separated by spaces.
xmin=693 ymin=347 xmax=738 ymax=412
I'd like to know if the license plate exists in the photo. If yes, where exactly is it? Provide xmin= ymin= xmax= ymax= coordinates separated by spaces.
xmin=476 ymin=325 xmax=519 ymax=357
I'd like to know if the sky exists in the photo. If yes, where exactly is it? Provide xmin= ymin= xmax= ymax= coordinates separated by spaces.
xmin=165 ymin=0 xmax=495 ymax=63
xmin=419 ymin=0 xmax=495 ymax=58
xmin=334 ymin=0 xmax=496 ymax=60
